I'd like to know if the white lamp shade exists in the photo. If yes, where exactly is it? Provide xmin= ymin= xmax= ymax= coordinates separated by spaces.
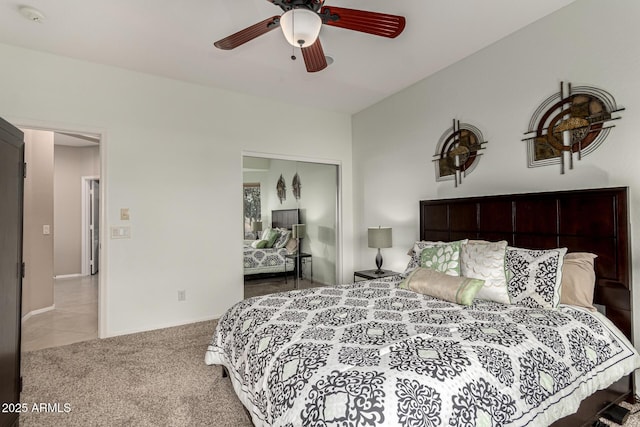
xmin=292 ymin=223 xmax=306 ymax=239
xmin=368 ymin=227 xmax=392 ymax=249
xmin=280 ymin=9 xmax=322 ymax=48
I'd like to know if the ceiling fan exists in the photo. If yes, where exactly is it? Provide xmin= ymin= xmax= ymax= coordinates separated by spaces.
xmin=214 ymin=0 xmax=406 ymax=72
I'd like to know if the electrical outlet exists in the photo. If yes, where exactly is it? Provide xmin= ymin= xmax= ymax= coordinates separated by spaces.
xmin=178 ymin=290 xmax=186 ymax=301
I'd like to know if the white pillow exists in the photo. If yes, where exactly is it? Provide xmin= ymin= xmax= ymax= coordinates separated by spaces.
xmin=460 ymin=240 xmax=510 ymax=304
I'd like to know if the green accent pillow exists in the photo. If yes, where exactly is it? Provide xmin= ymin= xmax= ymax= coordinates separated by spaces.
xmin=265 ymin=228 xmax=280 ymax=248
xmin=419 ymin=240 xmax=462 ymax=276
xmin=399 ymin=267 xmax=484 ymax=306
xmin=251 ymin=239 xmax=268 ymax=249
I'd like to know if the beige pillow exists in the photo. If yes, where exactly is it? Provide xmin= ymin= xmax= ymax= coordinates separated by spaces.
xmin=285 ymin=238 xmax=298 ymax=254
xmin=399 ymin=267 xmax=484 ymax=306
xmin=560 ymin=252 xmax=597 ymax=311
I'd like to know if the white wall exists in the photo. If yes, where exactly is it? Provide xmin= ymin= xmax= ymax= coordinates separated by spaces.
xmin=22 ymin=129 xmax=54 ymax=316
xmin=353 ymin=0 xmax=640 ymax=335
xmin=0 ymin=42 xmax=353 ymax=337
xmin=54 ymin=144 xmax=100 ymax=276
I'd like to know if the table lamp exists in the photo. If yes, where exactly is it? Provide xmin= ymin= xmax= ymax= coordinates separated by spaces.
xmin=251 ymin=221 xmax=262 ymax=240
xmin=368 ymin=226 xmax=392 ymax=274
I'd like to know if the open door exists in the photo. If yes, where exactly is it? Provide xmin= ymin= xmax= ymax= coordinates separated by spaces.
xmin=0 ymin=117 xmax=24 ymax=427
xmin=90 ymin=179 xmax=99 ymax=275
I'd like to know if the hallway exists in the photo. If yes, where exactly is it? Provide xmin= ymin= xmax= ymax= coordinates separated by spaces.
xmin=21 ymin=275 xmax=98 ymax=352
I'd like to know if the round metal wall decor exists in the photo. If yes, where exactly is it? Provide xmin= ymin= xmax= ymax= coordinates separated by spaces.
xmin=433 ymin=119 xmax=487 ymax=187
xmin=522 ymin=82 xmax=624 ymax=174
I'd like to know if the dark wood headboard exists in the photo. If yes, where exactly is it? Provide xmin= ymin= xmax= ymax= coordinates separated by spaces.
xmin=420 ymin=187 xmax=634 ymax=424
xmin=419 ymin=187 xmax=631 ymax=339
xmin=271 ymin=209 xmax=300 ymax=230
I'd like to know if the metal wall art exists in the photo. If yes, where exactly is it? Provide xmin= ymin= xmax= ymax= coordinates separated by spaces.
xmin=277 ymin=174 xmax=286 ymax=203
xmin=434 ymin=119 xmax=487 ymax=187
xmin=292 ymin=172 xmax=301 ymax=200
xmin=523 ymin=82 xmax=624 ymax=174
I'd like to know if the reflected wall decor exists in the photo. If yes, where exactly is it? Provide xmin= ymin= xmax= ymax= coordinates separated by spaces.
xmin=292 ymin=172 xmax=301 ymax=200
xmin=276 ymin=174 xmax=286 ymax=204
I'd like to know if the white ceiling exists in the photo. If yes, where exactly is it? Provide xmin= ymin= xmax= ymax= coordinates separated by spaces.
xmin=0 ymin=0 xmax=576 ymax=114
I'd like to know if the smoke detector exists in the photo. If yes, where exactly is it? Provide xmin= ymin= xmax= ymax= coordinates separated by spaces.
xmin=19 ymin=6 xmax=45 ymax=23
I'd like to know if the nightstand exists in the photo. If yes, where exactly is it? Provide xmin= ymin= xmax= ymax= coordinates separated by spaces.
xmin=353 ymin=269 xmax=401 ymax=282
xmin=284 ymin=253 xmax=312 ymax=286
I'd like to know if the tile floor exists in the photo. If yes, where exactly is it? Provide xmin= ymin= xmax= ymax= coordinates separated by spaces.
xmin=21 ymin=275 xmax=98 ymax=352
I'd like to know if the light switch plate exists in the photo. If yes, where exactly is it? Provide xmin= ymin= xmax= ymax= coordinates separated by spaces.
xmin=120 ymin=208 xmax=130 ymax=221
xmin=43 ymin=224 xmax=50 ymax=235
xmin=110 ymin=226 xmax=131 ymax=239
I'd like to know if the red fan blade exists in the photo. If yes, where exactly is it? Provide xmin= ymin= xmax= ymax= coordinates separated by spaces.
xmin=301 ymin=39 xmax=327 ymax=72
xmin=214 ymin=16 xmax=280 ymax=50
xmin=321 ymin=6 xmax=405 ymax=38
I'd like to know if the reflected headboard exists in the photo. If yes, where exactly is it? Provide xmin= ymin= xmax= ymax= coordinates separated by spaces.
xmin=419 ymin=187 xmax=631 ymax=339
xmin=272 ymin=209 xmax=300 ymax=230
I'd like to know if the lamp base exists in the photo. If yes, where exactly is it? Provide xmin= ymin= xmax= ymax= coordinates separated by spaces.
xmin=374 ymin=249 xmax=384 ymax=275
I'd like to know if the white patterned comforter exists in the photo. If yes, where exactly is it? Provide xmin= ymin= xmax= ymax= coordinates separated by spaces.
xmin=244 ymin=241 xmax=294 ymax=275
xmin=205 ymin=276 xmax=640 ymax=426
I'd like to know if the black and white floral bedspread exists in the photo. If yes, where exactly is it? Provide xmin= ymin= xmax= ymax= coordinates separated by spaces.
xmin=205 ymin=277 xmax=640 ymax=426
xmin=244 ymin=242 xmax=293 ymax=275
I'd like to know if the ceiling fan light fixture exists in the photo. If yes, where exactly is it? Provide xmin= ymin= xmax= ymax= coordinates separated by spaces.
xmin=280 ymin=9 xmax=322 ymax=48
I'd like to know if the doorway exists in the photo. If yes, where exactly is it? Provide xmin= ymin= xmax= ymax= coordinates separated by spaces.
xmin=20 ymin=128 xmax=102 ymax=351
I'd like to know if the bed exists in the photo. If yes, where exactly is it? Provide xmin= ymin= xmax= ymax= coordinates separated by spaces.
xmin=244 ymin=209 xmax=299 ymax=277
xmin=211 ymin=187 xmax=639 ymax=426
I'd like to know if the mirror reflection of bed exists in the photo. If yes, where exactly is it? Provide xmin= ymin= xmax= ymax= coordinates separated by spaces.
xmin=243 ymin=209 xmax=315 ymax=298
xmin=242 ymin=156 xmax=340 ymax=298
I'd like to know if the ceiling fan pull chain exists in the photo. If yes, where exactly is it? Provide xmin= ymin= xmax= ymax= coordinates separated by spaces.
xmin=290 ymin=9 xmax=296 ymax=60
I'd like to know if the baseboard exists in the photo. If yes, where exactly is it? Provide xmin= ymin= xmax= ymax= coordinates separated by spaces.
xmin=22 ymin=304 xmax=55 ymax=323
xmin=103 ymin=314 xmax=221 ymax=339
xmin=54 ymin=273 xmax=84 ymax=279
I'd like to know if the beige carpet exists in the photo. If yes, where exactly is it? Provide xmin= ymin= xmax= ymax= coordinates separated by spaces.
xmin=20 ymin=320 xmax=640 ymax=427
xmin=20 ymin=320 xmax=251 ymax=427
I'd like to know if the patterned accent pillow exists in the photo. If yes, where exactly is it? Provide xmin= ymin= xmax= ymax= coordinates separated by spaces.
xmin=460 ymin=240 xmax=510 ymax=304
xmin=260 ymin=227 xmax=272 ymax=241
xmin=560 ymin=252 xmax=597 ymax=311
xmin=506 ymin=246 xmax=567 ymax=308
xmin=251 ymin=239 xmax=268 ymax=249
xmin=419 ymin=240 xmax=463 ymax=276
xmin=273 ymin=229 xmax=291 ymax=249
xmin=265 ymin=228 xmax=280 ymax=248
xmin=399 ymin=267 xmax=484 ymax=306
xmin=404 ymin=240 xmax=468 ymax=275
